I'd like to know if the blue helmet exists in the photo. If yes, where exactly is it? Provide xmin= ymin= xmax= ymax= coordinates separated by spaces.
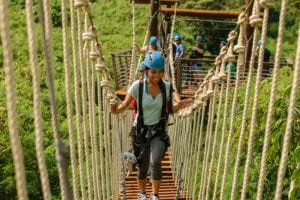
xmin=139 ymin=61 xmax=145 ymax=71
xmin=174 ymin=34 xmax=182 ymax=41
xmin=257 ymin=40 xmax=262 ymax=46
xmin=196 ymin=36 xmax=203 ymax=41
xmin=220 ymin=40 xmax=227 ymax=46
xmin=149 ymin=36 xmax=158 ymax=45
xmin=143 ymin=51 xmax=165 ymax=70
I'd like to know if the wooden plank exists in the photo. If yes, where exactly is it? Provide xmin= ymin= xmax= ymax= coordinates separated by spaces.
xmin=160 ymin=7 xmax=264 ymax=19
xmin=130 ymin=0 xmax=180 ymax=6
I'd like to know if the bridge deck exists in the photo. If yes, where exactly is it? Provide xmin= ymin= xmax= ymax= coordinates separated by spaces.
xmin=118 ymin=152 xmax=192 ymax=199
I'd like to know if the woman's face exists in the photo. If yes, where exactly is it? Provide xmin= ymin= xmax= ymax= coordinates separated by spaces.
xmin=146 ymin=69 xmax=164 ymax=83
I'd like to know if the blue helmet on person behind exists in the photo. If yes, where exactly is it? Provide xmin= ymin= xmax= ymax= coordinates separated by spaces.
xmin=149 ymin=36 xmax=158 ymax=45
xmin=174 ymin=34 xmax=182 ymax=41
xmin=143 ymin=51 xmax=165 ymax=70
xmin=139 ymin=61 xmax=145 ymax=71
xmin=196 ymin=36 xmax=203 ymax=41
xmin=257 ymin=40 xmax=262 ymax=46
xmin=221 ymin=40 xmax=227 ymax=46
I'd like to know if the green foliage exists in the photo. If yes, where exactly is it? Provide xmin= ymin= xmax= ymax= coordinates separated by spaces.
xmin=50 ymin=0 xmax=63 ymax=27
xmin=0 ymin=45 xmax=3 ymax=67
xmin=227 ymin=67 xmax=299 ymax=199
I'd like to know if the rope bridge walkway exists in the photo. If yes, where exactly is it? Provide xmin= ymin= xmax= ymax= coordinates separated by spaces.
xmin=0 ymin=0 xmax=299 ymax=200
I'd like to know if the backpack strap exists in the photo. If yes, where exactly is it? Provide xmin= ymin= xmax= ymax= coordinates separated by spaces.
xmin=158 ymin=80 xmax=167 ymax=122
xmin=168 ymin=84 xmax=175 ymax=126
xmin=137 ymin=80 xmax=144 ymax=133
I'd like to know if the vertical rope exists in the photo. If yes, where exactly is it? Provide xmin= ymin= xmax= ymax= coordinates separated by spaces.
xmin=190 ymin=107 xmax=203 ymax=197
xmin=85 ymin=36 xmax=98 ymax=199
xmin=193 ymin=101 xmax=207 ymax=198
xmin=104 ymin=89 xmax=112 ymax=198
xmin=204 ymin=84 xmax=222 ymax=200
xmin=128 ymin=0 xmax=137 ymax=87
xmin=168 ymin=2 xmax=178 ymax=92
xmin=61 ymin=0 xmax=79 ymax=198
xmin=25 ymin=0 xmax=52 ymax=199
xmin=117 ymin=114 xmax=128 ymax=200
xmin=275 ymin=23 xmax=300 ymax=200
xmin=186 ymin=111 xmax=198 ymax=193
xmin=89 ymin=40 xmax=101 ymax=200
xmin=219 ymin=30 xmax=237 ymax=198
xmin=241 ymin=0 xmax=264 ymax=198
xmin=40 ymin=0 xmax=73 ymax=199
xmin=70 ymin=0 xmax=87 ymax=198
xmin=218 ymin=47 xmax=234 ymax=200
xmin=97 ymin=77 xmax=106 ymax=200
xmin=212 ymin=46 xmax=230 ymax=200
xmin=255 ymin=1 xmax=276 ymax=199
xmin=76 ymin=4 xmax=93 ymax=199
xmin=0 ymin=1 xmax=29 ymax=199
xmin=83 ymin=11 xmax=99 ymax=199
xmin=182 ymin=114 xmax=193 ymax=194
xmin=230 ymin=12 xmax=246 ymax=199
xmin=199 ymin=82 xmax=216 ymax=200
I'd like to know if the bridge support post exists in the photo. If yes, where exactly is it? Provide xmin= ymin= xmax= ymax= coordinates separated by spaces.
xmin=150 ymin=0 xmax=159 ymax=37
xmin=245 ymin=0 xmax=255 ymax=63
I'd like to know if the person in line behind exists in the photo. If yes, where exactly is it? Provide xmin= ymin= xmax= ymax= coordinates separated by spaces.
xmin=174 ymin=34 xmax=185 ymax=61
xmin=162 ymin=33 xmax=177 ymax=81
xmin=135 ymin=36 xmax=161 ymax=54
xmin=164 ymin=33 xmax=176 ymax=60
xmin=129 ymin=61 xmax=146 ymax=119
xmin=256 ymin=40 xmax=271 ymax=62
xmin=110 ymin=51 xmax=192 ymax=200
xmin=219 ymin=40 xmax=227 ymax=53
xmin=256 ymin=40 xmax=272 ymax=76
xmin=189 ymin=35 xmax=205 ymax=85
xmin=219 ymin=40 xmax=237 ymax=81
xmin=174 ymin=34 xmax=187 ymax=85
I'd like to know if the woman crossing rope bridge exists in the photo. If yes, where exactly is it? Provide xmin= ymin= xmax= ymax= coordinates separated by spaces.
xmin=110 ymin=51 xmax=192 ymax=199
xmin=1 ymin=0 xmax=299 ymax=200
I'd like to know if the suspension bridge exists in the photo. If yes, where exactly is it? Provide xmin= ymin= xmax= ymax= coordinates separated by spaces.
xmin=0 ymin=0 xmax=299 ymax=200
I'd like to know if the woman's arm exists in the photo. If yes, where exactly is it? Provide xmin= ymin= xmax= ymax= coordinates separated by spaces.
xmin=134 ymin=42 xmax=142 ymax=54
xmin=173 ymin=92 xmax=181 ymax=103
xmin=110 ymin=94 xmax=134 ymax=114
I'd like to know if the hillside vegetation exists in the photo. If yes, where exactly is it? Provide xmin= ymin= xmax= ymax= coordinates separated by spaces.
xmin=0 ymin=0 xmax=299 ymax=199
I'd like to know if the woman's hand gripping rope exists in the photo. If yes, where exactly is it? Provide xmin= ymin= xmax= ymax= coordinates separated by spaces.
xmin=110 ymin=95 xmax=134 ymax=114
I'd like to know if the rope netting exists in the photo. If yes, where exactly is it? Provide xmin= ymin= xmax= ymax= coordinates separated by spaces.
xmin=0 ymin=0 xmax=299 ymax=199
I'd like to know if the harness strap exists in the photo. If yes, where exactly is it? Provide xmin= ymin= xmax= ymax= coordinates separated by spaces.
xmin=136 ymin=128 xmax=156 ymax=163
xmin=168 ymin=84 xmax=175 ymax=126
xmin=137 ymin=80 xmax=144 ymax=134
xmin=159 ymin=80 xmax=167 ymax=122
